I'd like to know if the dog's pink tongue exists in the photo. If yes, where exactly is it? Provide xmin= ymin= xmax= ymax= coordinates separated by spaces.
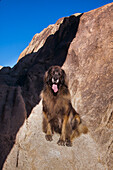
xmin=52 ymin=84 xmax=58 ymax=93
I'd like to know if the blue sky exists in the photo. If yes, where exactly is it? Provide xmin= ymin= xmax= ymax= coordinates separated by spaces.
xmin=0 ymin=0 xmax=112 ymax=67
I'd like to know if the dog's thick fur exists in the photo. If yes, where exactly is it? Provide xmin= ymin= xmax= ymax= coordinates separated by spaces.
xmin=41 ymin=66 xmax=88 ymax=146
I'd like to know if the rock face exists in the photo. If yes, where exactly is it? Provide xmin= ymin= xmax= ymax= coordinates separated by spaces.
xmin=17 ymin=17 xmax=64 ymax=62
xmin=0 ymin=3 xmax=113 ymax=170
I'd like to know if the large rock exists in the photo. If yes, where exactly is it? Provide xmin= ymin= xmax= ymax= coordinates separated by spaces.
xmin=17 ymin=17 xmax=64 ymax=62
xmin=17 ymin=13 xmax=81 ymax=62
xmin=0 ymin=3 xmax=113 ymax=170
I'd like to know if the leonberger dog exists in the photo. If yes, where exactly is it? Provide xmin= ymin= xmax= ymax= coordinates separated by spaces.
xmin=41 ymin=66 xmax=88 ymax=147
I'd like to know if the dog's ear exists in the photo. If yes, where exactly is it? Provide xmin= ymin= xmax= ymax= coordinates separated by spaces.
xmin=44 ymin=66 xmax=53 ymax=83
xmin=47 ymin=66 xmax=53 ymax=75
xmin=44 ymin=71 xmax=49 ymax=83
xmin=61 ymin=69 xmax=68 ymax=85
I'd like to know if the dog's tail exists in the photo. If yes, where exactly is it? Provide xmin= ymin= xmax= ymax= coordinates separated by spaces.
xmin=78 ymin=123 xmax=88 ymax=134
xmin=72 ymin=113 xmax=88 ymax=134
xmin=71 ymin=113 xmax=88 ymax=140
xmin=71 ymin=122 xmax=88 ymax=141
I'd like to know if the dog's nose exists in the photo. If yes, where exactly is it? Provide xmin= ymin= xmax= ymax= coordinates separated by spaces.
xmin=52 ymin=77 xmax=59 ymax=83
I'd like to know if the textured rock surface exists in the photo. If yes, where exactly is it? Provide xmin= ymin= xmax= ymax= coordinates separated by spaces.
xmin=0 ymin=3 xmax=113 ymax=170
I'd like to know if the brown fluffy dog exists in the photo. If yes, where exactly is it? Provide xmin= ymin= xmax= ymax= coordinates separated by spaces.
xmin=41 ymin=66 xmax=88 ymax=146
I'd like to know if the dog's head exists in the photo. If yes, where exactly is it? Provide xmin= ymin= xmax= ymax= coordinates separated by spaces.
xmin=44 ymin=66 xmax=67 ymax=94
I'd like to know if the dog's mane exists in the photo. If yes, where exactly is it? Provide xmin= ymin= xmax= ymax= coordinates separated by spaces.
xmin=41 ymin=83 xmax=71 ymax=102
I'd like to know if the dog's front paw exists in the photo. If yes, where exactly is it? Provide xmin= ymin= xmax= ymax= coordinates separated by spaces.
xmin=65 ymin=139 xmax=72 ymax=147
xmin=57 ymin=139 xmax=65 ymax=146
xmin=45 ymin=135 xmax=53 ymax=141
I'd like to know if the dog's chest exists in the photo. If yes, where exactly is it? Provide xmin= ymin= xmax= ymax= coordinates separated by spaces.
xmin=46 ymin=96 xmax=66 ymax=118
